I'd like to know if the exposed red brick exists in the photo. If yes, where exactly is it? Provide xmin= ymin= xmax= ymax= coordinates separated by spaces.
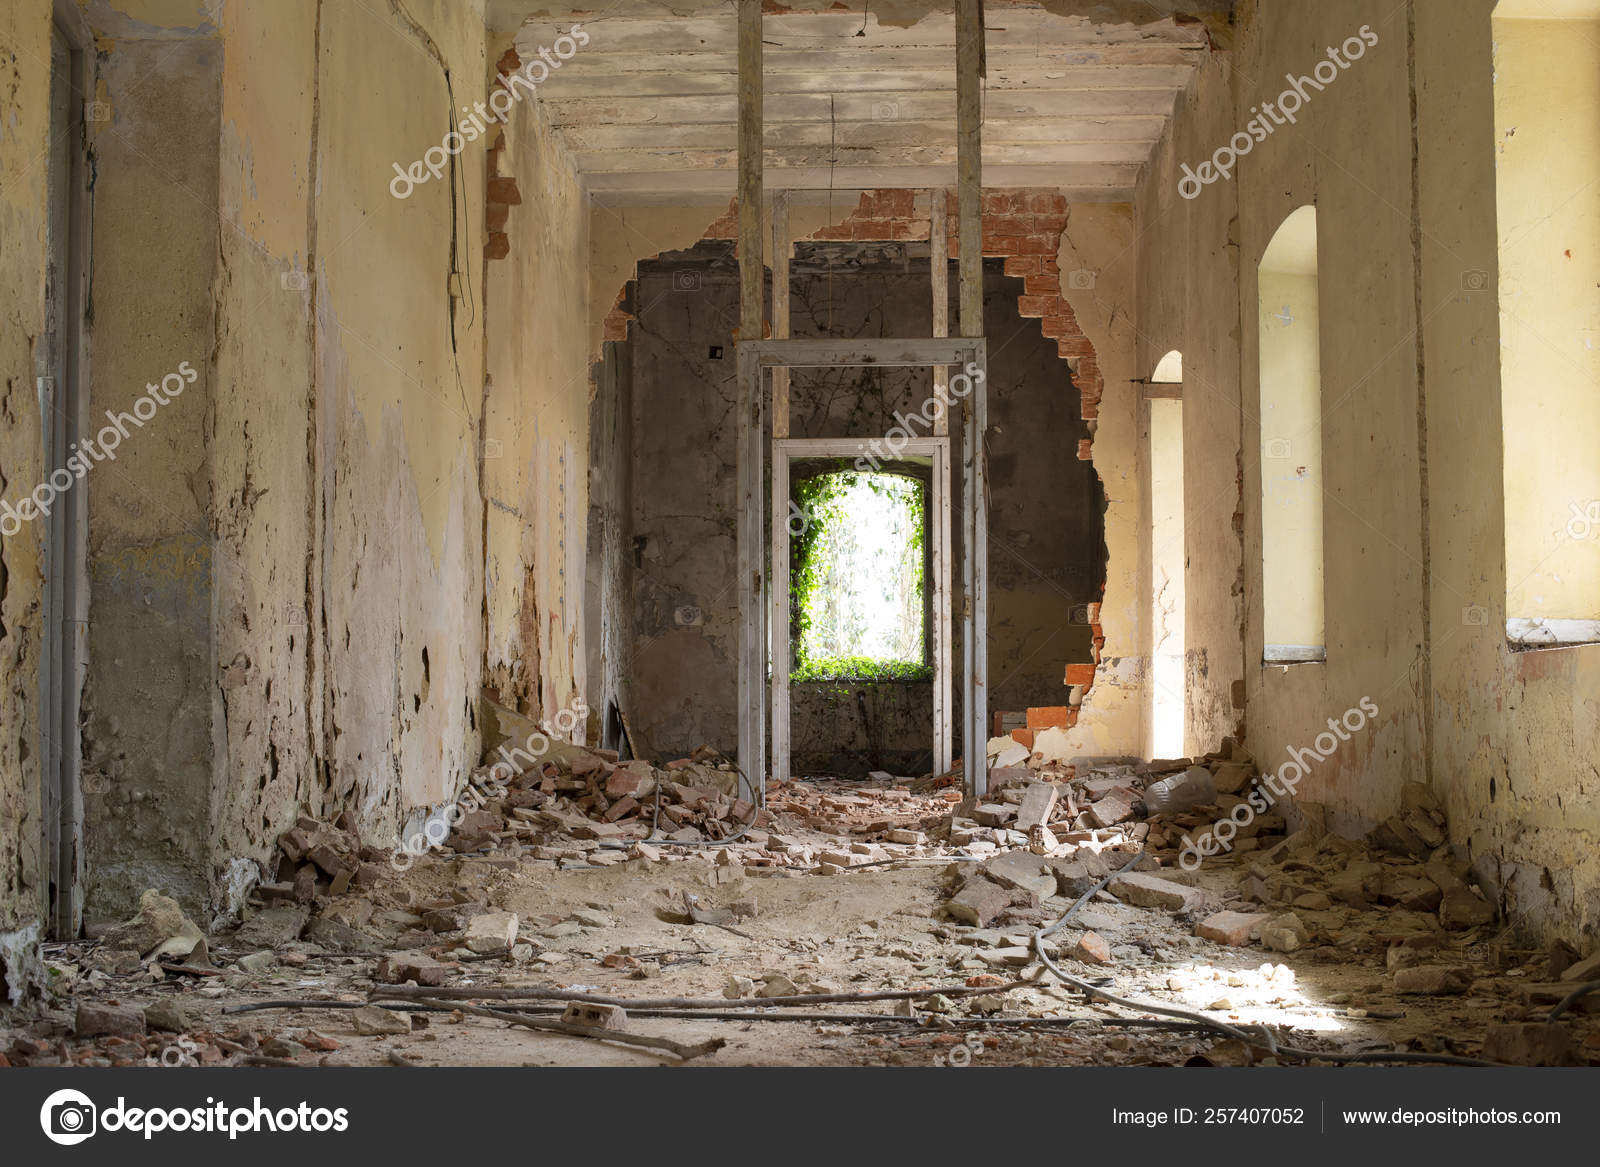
xmin=1065 ymin=663 xmax=1096 ymax=687
xmin=484 ymin=232 xmax=510 ymax=261
xmin=485 ymin=201 xmax=510 ymax=232
xmin=1015 ymin=294 xmax=1051 ymax=318
xmin=1027 ymin=706 xmax=1072 ymax=730
xmin=1004 ymin=255 xmax=1042 ymax=277
xmin=1011 ymin=728 xmax=1036 ymax=749
xmin=486 ymin=177 xmax=522 ymax=205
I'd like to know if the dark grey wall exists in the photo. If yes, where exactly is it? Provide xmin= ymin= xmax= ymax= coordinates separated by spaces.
xmin=611 ymin=239 xmax=1105 ymax=772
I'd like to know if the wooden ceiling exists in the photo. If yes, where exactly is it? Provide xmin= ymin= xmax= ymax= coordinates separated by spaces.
xmin=502 ymin=2 xmax=1219 ymax=201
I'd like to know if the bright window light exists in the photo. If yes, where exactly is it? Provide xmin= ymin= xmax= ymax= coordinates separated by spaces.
xmin=793 ymin=471 xmax=927 ymax=680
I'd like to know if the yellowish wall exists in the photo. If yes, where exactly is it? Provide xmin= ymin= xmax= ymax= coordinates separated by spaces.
xmin=1139 ymin=0 xmax=1600 ymax=942
xmin=1494 ymin=16 xmax=1600 ymax=625
xmin=1258 ymin=255 xmax=1325 ymax=654
xmin=1418 ymin=0 xmax=1600 ymax=942
xmin=483 ymin=96 xmax=591 ymax=724
xmin=0 ymin=0 xmax=52 ymax=959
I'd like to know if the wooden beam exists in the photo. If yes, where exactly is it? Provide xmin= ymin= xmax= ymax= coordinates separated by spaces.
xmin=736 ymin=0 xmax=766 ymax=789
xmin=930 ymin=189 xmax=950 ymax=438
xmin=957 ymin=0 xmax=986 ymax=796
xmin=956 ymin=0 xmax=983 ymax=338
xmin=771 ymin=191 xmax=791 ymax=439
xmin=738 ymin=0 xmax=763 ymax=343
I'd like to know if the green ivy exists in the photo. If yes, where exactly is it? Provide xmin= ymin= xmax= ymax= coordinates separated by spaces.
xmin=790 ymin=467 xmax=927 ymax=681
xmin=792 ymin=655 xmax=933 ymax=683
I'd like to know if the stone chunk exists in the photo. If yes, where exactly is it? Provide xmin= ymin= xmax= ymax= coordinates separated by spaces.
xmin=1109 ymin=872 xmax=1203 ymax=913
xmin=1392 ymin=964 xmax=1474 ymax=995
xmin=1439 ymin=886 xmax=1495 ymax=930
xmin=1259 ymin=912 xmax=1309 ymax=953
xmin=464 ymin=910 xmax=519 ymax=954
xmin=973 ymin=803 xmax=1015 ymax=827
xmin=1071 ymin=931 xmax=1111 ymax=964
xmin=1085 ymin=788 xmax=1140 ymax=828
xmin=1196 ymin=911 xmax=1268 ymax=946
xmin=1559 ymin=950 xmax=1600 ymax=983
xmin=75 ymin=1003 xmax=146 ymax=1039
xmin=351 ymin=1005 xmax=412 ymax=1036
xmin=375 ymin=953 xmax=449 ymax=986
xmin=946 ymin=876 xmax=1015 ymax=928
xmin=1483 ymin=1022 xmax=1577 ymax=1066
xmin=143 ymin=1000 xmax=192 ymax=1033
xmin=983 ymin=851 xmax=1057 ymax=900
xmin=1014 ymin=782 xmax=1060 ymax=832
xmin=561 ymin=1002 xmax=627 ymax=1030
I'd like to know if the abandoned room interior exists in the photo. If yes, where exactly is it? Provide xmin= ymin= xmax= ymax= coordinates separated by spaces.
xmin=1 ymin=0 xmax=1599 ymax=1079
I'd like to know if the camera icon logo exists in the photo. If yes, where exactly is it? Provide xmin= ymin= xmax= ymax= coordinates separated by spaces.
xmin=1566 ymin=500 xmax=1600 ymax=541
xmin=871 ymin=101 xmax=899 ymax=120
xmin=1067 ymin=269 xmax=1096 ymax=290
xmin=1462 ymin=604 xmax=1489 ymax=627
xmin=1264 ymin=437 xmax=1292 ymax=459
xmin=484 ymin=437 xmax=504 ymax=460
xmin=281 ymin=270 xmax=309 ymax=292
xmin=86 ymin=101 xmax=111 ymax=123
xmin=40 ymin=1088 xmax=98 ymax=1146
xmin=671 ymin=270 xmax=701 ymax=293
xmin=1461 ymin=270 xmax=1491 ymax=292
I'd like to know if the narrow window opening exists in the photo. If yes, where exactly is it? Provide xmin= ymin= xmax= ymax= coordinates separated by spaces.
xmin=1259 ymin=205 xmax=1326 ymax=663
xmin=1148 ymin=351 xmax=1185 ymax=756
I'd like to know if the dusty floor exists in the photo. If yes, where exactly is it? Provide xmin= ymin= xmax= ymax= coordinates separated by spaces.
xmin=8 ymin=780 xmax=1595 ymax=1068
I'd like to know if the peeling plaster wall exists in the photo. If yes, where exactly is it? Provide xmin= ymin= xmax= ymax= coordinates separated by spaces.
xmin=1137 ymin=0 xmax=1600 ymax=943
xmin=0 ymin=0 xmax=52 ymax=955
xmin=483 ymin=92 xmax=589 ymax=727
xmin=263 ymin=0 xmax=489 ymax=849
xmin=209 ymin=0 xmax=319 ymax=900
xmin=1415 ymin=0 xmax=1600 ymax=945
xmin=1136 ymin=45 xmax=1245 ymax=759
xmin=78 ymin=5 xmax=222 ymax=922
xmin=1137 ymin=0 xmax=1427 ymax=837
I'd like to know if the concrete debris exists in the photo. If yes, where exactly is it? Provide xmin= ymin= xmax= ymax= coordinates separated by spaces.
xmin=1392 ymin=964 xmax=1475 ymax=995
xmin=1196 ymin=911 xmax=1269 ymax=946
xmin=350 ymin=1006 xmax=413 ymax=1036
xmin=1110 ymin=872 xmax=1204 ymax=914
xmin=100 ymin=890 xmax=208 ymax=963
xmin=1483 ymin=1022 xmax=1578 ymax=1066
xmin=74 ymin=1003 xmax=146 ymax=1039
xmin=464 ymin=912 xmax=520 ymax=954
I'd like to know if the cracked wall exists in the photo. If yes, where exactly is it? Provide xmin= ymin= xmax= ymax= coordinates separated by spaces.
xmin=0 ymin=0 xmax=53 ymax=975
xmin=1137 ymin=0 xmax=1600 ymax=945
xmin=78 ymin=3 xmax=222 ymax=923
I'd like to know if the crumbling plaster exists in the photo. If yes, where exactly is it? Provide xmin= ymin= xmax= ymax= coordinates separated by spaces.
xmin=1137 ymin=0 xmax=1600 ymax=944
xmin=0 ymin=0 xmax=53 ymax=958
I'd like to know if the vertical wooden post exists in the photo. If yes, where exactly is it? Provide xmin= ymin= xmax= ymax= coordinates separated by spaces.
xmin=956 ymin=0 xmax=983 ymax=338
xmin=956 ymin=0 xmax=987 ymax=796
xmin=929 ymin=189 xmax=950 ymax=438
xmin=771 ymin=191 xmax=791 ymax=439
xmin=736 ymin=0 xmax=766 ymax=786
